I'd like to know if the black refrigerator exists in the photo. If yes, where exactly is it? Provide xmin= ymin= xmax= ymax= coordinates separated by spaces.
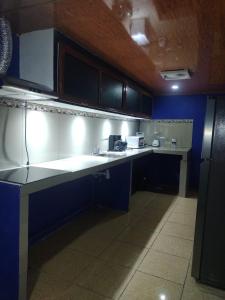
xmin=192 ymin=96 xmax=225 ymax=289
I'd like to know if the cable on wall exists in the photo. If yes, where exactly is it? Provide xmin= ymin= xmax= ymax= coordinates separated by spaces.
xmin=24 ymin=101 xmax=30 ymax=166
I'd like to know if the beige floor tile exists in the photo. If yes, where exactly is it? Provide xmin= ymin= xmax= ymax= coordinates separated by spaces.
xmin=182 ymin=285 xmax=225 ymax=300
xmin=117 ymin=226 xmax=158 ymax=248
xmin=133 ymin=218 xmax=164 ymax=235
xmin=138 ymin=249 xmax=189 ymax=284
xmin=77 ymin=259 xmax=134 ymax=299
xmin=81 ymin=215 xmax=127 ymax=240
xmin=67 ymin=233 xmax=115 ymax=257
xmin=161 ymin=222 xmax=195 ymax=241
xmin=174 ymin=198 xmax=197 ymax=215
xmin=100 ymin=241 xmax=148 ymax=268
xmin=152 ymin=234 xmax=193 ymax=258
xmin=147 ymin=193 xmax=178 ymax=211
xmin=177 ymin=197 xmax=197 ymax=206
xmin=168 ymin=211 xmax=196 ymax=226
xmin=130 ymin=191 xmax=157 ymax=207
xmin=38 ymin=248 xmax=95 ymax=281
xmin=29 ymin=272 xmax=109 ymax=300
xmin=51 ymin=284 xmax=110 ymax=300
xmin=102 ymin=210 xmax=141 ymax=228
xmin=141 ymin=204 xmax=172 ymax=222
xmin=184 ymin=263 xmax=225 ymax=299
xmin=28 ymin=269 xmax=73 ymax=300
xmin=120 ymin=271 xmax=182 ymax=300
xmin=129 ymin=192 xmax=156 ymax=215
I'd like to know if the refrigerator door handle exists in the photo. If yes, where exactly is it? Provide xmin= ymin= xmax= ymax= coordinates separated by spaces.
xmin=201 ymin=97 xmax=216 ymax=160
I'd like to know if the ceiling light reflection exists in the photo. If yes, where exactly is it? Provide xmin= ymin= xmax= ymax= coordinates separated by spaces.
xmin=159 ymin=294 xmax=166 ymax=300
xmin=171 ymin=84 xmax=179 ymax=90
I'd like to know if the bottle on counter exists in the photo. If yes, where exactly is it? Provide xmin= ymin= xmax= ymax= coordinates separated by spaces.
xmin=171 ymin=138 xmax=177 ymax=149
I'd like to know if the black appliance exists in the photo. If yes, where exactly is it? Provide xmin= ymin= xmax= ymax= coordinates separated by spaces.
xmin=192 ymin=96 xmax=225 ymax=289
xmin=108 ymin=135 xmax=125 ymax=151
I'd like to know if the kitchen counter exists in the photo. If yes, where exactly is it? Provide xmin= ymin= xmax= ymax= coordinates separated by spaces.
xmin=29 ymin=146 xmax=190 ymax=193
xmin=0 ymin=146 xmax=191 ymax=195
xmin=0 ymin=166 xmax=68 ymax=185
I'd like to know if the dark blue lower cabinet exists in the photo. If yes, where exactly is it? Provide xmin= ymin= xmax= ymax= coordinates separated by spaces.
xmin=93 ymin=162 xmax=132 ymax=211
xmin=132 ymin=154 xmax=180 ymax=193
xmin=29 ymin=176 xmax=93 ymax=244
xmin=0 ymin=183 xmax=21 ymax=300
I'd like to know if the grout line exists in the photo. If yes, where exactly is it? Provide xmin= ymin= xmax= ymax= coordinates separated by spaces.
xmin=158 ymin=231 xmax=194 ymax=242
xmin=117 ymin=270 xmax=138 ymax=300
xmin=143 ymin=248 xmax=190 ymax=261
xmin=166 ymin=220 xmax=196 ymax=228
xmin=151 ymin=246 xmax=192 ymax=260
xmin=137 ymin=270 xmax=184 ymax=287
xmin=76 ymin=282 xmax=113 ymax=299
xmin=179 ymin=258 xmax=192 ymax=300
xmin=159 ymin=234 xmax=194 ymax=242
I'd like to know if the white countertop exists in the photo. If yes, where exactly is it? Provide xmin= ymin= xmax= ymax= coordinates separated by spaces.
xmin=8 ymin=146 xmax=190 ymax=194
xmin=32 ymin=146 xmax=191 ymax=173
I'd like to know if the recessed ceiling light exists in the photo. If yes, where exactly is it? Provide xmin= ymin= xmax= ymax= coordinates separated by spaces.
xmin=171 ymin=84 xmax=179 ymax=90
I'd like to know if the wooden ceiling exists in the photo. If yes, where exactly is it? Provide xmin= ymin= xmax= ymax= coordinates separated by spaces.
xmin=1 ymin=0 xmax=225 ymax=95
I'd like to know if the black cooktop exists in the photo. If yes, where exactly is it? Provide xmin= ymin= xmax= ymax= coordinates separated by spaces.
xmin=0 ymin=166 xmax=68 ymax=185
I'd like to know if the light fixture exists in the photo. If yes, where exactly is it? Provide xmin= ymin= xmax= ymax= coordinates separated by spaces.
xmin=131 ymin=18 xmax=150 ymax=46
xmin=171 ymin=84 xmax=179 ymax=90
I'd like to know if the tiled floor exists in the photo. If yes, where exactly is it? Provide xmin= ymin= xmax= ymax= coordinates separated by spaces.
xmin=28 ymin=192 xmax=225 ymax=300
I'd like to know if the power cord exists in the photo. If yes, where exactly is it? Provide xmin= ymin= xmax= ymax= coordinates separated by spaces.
xmin=24 ymin=101 xmax=30 ymax=166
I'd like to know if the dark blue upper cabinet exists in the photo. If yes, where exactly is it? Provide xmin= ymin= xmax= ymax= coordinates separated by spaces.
xmin=57 ymin=31 xmax=152 ymax=115
xmin=100 ymin=72 xmax=123 ymax=111
xmin=125 ymin=85 xmax=142 ymax=114
xmin=141 ymin=93 xmax=152 ymax=117
xmin=59 ymin=44 xmax=100 ymax=107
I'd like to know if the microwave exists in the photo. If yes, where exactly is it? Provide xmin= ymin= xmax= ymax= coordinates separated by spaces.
xmin=126 ymin=136 xmax=145 ymax=149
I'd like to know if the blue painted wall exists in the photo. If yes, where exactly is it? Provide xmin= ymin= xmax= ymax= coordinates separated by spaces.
xmin=153 ymin=95 xmax=207 ymax=188
xmin=7 ymin=34 xmax=20 ymax=77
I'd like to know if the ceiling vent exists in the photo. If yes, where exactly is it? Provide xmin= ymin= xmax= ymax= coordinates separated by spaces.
xmin=160 ymin=69 xmax=191 ymax=80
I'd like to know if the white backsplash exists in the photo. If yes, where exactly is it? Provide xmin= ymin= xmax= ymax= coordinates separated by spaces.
xmin=140 ymin=119 xmax=193 ymax=148
xmin=0 ymin=105 xmax=138 ymax=170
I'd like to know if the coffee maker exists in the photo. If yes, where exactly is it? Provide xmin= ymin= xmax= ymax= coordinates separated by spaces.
xmin=108 ymin=135 xmax=127 ymax=151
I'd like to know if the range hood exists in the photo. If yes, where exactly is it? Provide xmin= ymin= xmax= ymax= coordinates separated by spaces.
xmin=0 ymin=28 xmax=58 ymax=101
xmin=0 ymin=76 xmax=58 ymax=101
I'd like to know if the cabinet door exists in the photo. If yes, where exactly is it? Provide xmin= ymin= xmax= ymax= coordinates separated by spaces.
xmin=125 ymin=85 xmax=141 ymax=114
xmin=101 ymin=72 xmax=123 ymax=110
xmin=60 ymin=45 xmax=99 ymax=106
xmin=142 ymin=94 xmax=152 ymax=117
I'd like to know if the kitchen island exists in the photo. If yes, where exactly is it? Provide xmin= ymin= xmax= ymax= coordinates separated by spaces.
xmin=0 ymin=146 xmax=190 ymax=300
